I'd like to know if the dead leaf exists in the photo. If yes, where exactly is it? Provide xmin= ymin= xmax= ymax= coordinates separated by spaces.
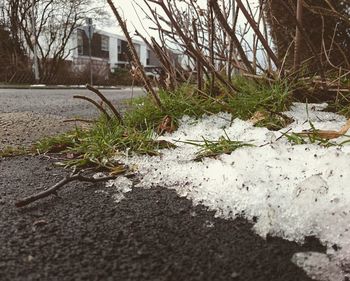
xmin=157 ymin=115 xmax=176 ymax=135
xmin=154 ymin=139 xmax=177 ymax=149
xmin=338 ymin=118 xmax=350 ymax=135
xmin=297 ymin=130 xmax=342 ymax=139
xmin=296 ymin=118 xmax=350 ymax=139
xmin=249 ymin=111 xmax=267 ymax=125
xmin=108 ymin=165 xmax=127 ymax=176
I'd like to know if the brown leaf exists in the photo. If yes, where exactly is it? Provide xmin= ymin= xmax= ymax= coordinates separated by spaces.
xmin=338 ymin=119 xmax=350 ymax=135
xmin=154 ymin=139 xmax=177 ymax=149
xmin=296 ymin=118 xmax=350 ymax=140
xmin=249 ymin=111 xmax=268 ymax=125
xmin=108 ymin=165 xmax=127 ymax=176
xmin=297 ymin=130 xmax=343 ymax=139
xmin=157 ymin=115 xmax=176 ymax=135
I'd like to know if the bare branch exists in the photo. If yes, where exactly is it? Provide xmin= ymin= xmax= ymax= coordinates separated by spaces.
xmin=73 ymin=95 xmax=112 ymax=121
xmin=15 ymin=169 xmax=133 ymax=208
xmin=86 ymin=84 xmax=124 ymax=124
xmin=107 ymin=0 xmax=163 ymax=109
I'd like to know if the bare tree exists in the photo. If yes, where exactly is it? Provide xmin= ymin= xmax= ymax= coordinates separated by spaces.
xmin=0 ymin=0 xmax=28 ymax=80
xmin=3 ymin=0 xmax=106 ymax=81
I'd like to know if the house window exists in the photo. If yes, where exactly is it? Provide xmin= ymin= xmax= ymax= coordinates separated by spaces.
xmin=77 ymin=31 xmax=83 ymax=55
xmin=101 ymin=35 xmax=109 ymax=51
xmin=117 ymin=39 xmax=122 ymax=54
xmin=146 ymin=49 xmax=151 ymax=65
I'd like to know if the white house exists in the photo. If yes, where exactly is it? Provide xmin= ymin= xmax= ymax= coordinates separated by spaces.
xmin=66 ymin=27 xmax=155 ymax=77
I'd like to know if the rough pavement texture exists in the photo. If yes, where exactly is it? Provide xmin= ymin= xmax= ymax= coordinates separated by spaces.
xmin=0 ymin=156 xmax=325 ymax=281
xmin=0 ymin=88 xmax=144 ymax=118
xmin=0 ymin=88 xmax=144 ymax=149
xmin=0 ymin=112 xmax=78 ymax=149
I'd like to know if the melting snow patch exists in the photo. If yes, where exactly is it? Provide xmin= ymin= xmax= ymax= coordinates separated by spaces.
xmin=105 ymin=176 xmax=133 ymax=203
xmin=114 ymin=103 xmax=350 ymax=280
xmin=282 ymin=102 xmax=347 ymax=134
xmin=292 ymin=252 xmax=344 ymax=281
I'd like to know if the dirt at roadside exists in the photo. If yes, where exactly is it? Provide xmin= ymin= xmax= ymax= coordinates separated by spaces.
xmin=0 ymin=112 xmax=85 ymax=150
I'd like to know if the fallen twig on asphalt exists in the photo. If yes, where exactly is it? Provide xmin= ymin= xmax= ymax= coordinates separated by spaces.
xmin=15 ymin=168 xmax=133 ymax=208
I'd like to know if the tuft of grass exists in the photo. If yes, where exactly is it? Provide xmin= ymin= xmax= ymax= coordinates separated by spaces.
xmin=327 ymin=92 xmax=350 ymax=117
xmin=36 ymin=129 xmax=84 ymax=154
xmin=228 ymin=76 xmax=293 ymax=120
xmin=0 ymin=146 xmax=32 ymax=157
xmin=35 ymin=75 xmax=295 ymax=169
xmin=36 ymin=117 xmax=175 ymax=169
xmin=125 ymin=84 xmax=226 ymax=130
xmin=283 ymin=132 xmax=307 ymax=145
xmin=283 ymin=115 xmax=350 ymax=147
xmin=255 ymin=115 xmax=292 ymax=131
xmin=180 ymin=131 xmax=254 ymax=161
xmin=126 ymin=77 xmax=293 ymax=132
xmin=283 ymin=131 xmax=350 ymax=147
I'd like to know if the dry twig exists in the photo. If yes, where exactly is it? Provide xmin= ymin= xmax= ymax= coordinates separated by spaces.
xmin=15 ymin=168 xmax=133 ymax=208
xmin=107 ymin=0 xmax=163 ymax=109
xmin=73 ymin=95 xmax=112 ymax=121
xmin=86 ymin=84 xmax=124 ymax=124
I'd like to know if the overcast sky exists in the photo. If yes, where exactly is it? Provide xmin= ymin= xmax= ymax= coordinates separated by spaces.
xmin=99 ymin=0 xmax=265 ymax=63
xmin=100 ymin=0 xmax=166 ymax=37
xmin=100 ymin=0 xmax=260 ymax=38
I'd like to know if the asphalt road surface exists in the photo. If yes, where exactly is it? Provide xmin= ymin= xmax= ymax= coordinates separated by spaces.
xmin=0 ymin=87 xmax=324 ymax=281
xmin=0 ymin=155 xmax=323 ymax=281
xmin=0 ymin=87 xmax=145 ymax=118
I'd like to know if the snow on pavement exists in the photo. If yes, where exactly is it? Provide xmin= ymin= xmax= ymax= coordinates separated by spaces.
xmin=110 ymin=103 xmax=350 ymax=280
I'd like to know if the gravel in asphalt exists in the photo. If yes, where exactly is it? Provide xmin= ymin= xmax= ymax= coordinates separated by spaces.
xmin=0 ymin=88 xmax=144 ymax=118
xmin=0 ymin=88 xmax=144 ymax=149
xmin=0 ymin=155 xmax=325 ymax=281
xmin=0 ymin=112 xmax=79 ymax=149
